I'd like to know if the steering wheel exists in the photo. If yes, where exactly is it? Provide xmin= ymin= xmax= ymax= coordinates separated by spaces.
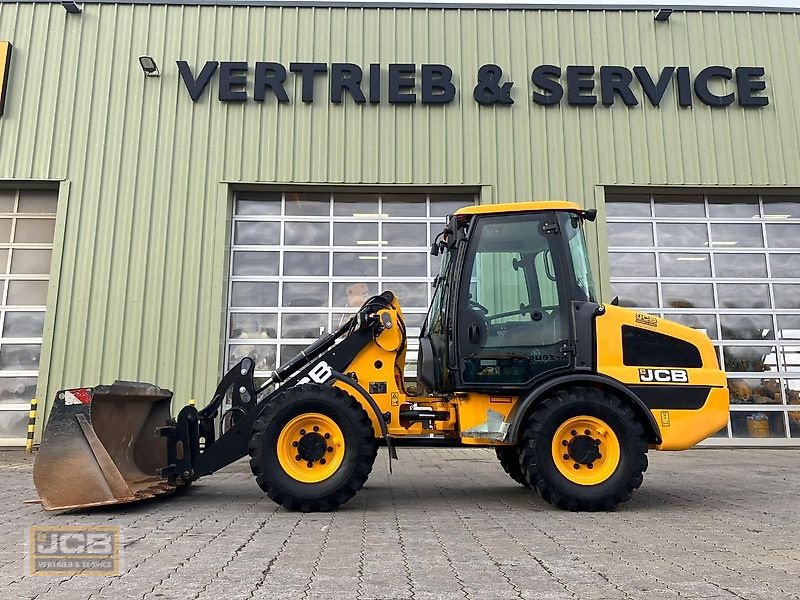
xmin=468 ymin=298 xmax=489 ymax=315
xmin=486 ymin=304 xmax=559 ymax=322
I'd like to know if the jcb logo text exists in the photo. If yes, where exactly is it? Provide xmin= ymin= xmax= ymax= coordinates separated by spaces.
xmin=297 ymin=361 xmax=333 ymax=386
xmin=638 ymin=368 xmax=688 ymax=383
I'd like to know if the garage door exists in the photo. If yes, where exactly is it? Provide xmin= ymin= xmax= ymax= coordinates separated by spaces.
xmin=0 ymin=189 xmax=57 ymax=445
xmin=607 ymin=192 xmax=800 ymax=444
xmin=226 ymin=191 xmax=474 ymax=383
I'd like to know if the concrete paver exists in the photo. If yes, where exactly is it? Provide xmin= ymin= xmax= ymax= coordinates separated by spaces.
xmin=0 ymin=448 xmax=797 ymax=599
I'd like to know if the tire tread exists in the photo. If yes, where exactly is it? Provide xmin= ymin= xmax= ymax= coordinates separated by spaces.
xmin=248 ymin=384 xmax=378 ymax=512
xmin=495 ymin=446 xmax=527 ymax=486
xmin=518 ymin=386 xmax=648 ymax=512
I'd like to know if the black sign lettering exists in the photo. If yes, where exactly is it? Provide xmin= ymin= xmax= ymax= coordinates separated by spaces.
xmin=736 ymin=66 xmax=769 ymax=107
xmin=388 ymin=64 xmax=416 ymax=103
xmin=676 ymin=67 xmax=693 ymax=107
xmin=421 ymin=64 xmax=456 ymax=104
xmin=254 ymin=62 xmax=289 ymax=103
xmin=473 ymin=64 xmax=513 ymax=105
xmin=177 ymin=60 xmax=218 ymax=102
xmin=566 ymin=66 xmax=596 ymax=106
xmin=172 ymin=60 xmax=768 ymax=109
xmin=633 ymin=66 xmax=674 ymax=107
xmin=331 ymin=63 xmax=366 ymax=104
xmin=218 ymin=62 xmax=248 ymax=102
xmin=600 ymin=66 xmax=638 ymax=106
xmin=289 ymin=62 xmax=327 ymax=103
xmin=531 ymin=65 xmax=562 ymax=106
xmin=694 ymin=66 xmax=734 ymax=107
xmin=369 ymin=63 xmax=381 ymax=104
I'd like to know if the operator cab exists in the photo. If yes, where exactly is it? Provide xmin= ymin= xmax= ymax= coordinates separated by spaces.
xmin=417 ymin=202 xmax=598 ymax=394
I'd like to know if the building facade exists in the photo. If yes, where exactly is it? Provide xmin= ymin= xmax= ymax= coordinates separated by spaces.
xmin=0 ymin=1 xmax=798 ymax=445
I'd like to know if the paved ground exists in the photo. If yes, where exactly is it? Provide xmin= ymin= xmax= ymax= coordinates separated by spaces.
xmin=0 ymin=448 xmax=798 ymax=600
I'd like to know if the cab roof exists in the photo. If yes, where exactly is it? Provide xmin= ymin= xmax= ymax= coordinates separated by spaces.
xmin=455 ymin=201 xmax=583 ymax=216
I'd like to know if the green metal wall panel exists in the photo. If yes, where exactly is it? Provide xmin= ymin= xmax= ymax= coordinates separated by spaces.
xmin=0 ymin=3 xmax=798 ymax=424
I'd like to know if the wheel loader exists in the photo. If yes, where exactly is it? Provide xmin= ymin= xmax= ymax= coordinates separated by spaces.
xmin=33 ymin=201 xmax=729 ymax=512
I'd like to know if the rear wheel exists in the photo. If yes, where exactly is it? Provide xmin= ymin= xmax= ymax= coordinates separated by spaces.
xmin=249 ymin=384 xmax=378 ymax=511
xmin=519 ymin=386 xmax=648 ymax=511
xmin=495 ymin=446 xmax=527 ymax=486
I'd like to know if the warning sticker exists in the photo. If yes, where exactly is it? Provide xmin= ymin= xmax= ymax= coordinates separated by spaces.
xmin=64 ymin=389 xmax=92 ymax=406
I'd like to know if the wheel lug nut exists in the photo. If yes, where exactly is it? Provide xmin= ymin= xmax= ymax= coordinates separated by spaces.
xmin=300 ymin=429 xmax=306 ymax=435
xmin=292 ymin=441 xmax=298 ymax=447
xmin=587 ymin=464 xmax=593 ymax=469
xmin=570 ymin=430 xmax=577 ymax=436
xmin=295 ymin=455 xmax=301 ymax=461
xmin=597 ymin=453 xmax=602 ymax=459
xmin=320 ymin=458 xmax=326 ymax=465
xmin=307 ymin=462 xmax=314 ymax=468
xmin=573 ymin=464 xmax=580 ymax=470
xmin=313 ymin=426 xmax=320 ymax=432
xmin=561 ymin=440 xmax=568 ymax=447
xmin=595 ymin=439 xmax=601 ymax=445
xmin=563 ymin=453 xmax=570 ymax=460
xmin=584 ymin=429 xmax=591 ymax=436
xmin=324 ymin=433 xmax=331 ymax=439
xmin=327 ymin=446 xmax=333 ymax=453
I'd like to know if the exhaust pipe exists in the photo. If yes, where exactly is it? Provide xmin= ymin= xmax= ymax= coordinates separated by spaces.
xmin=33 ymin=382 xmax=177 ymax=511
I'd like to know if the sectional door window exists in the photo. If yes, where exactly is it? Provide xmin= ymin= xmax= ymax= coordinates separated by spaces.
xmin=226 ymin=191 xmax=474 ymax=381
xmin=607 ymin=192 xmax=800 ymax=443
xmin=0 ymin=189 xmax=57 ymax=445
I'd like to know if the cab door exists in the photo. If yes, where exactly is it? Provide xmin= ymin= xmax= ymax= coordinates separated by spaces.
xmin=455 ymin=212 xmax=571 ymax=388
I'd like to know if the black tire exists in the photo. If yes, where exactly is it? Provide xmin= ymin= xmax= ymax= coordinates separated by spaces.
xmin=248 ymin=383 xmax=378 ymax=512
xmin=518 ymin=386 xmax=648 ymax=511
xmin=495 ymin=446 xmax=527 ymax=486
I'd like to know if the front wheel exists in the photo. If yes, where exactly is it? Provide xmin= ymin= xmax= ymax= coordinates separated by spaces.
xmin=518 ymin=386 xmax=648 ymax=511
xmin=248 ymin=383 xmax=378 ymax=511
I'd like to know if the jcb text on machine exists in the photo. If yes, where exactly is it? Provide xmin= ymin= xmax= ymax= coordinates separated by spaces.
xmin=34 ymin=201 xmax=729 ymax=512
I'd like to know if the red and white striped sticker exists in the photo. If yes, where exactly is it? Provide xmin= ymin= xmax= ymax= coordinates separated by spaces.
xmin=64 ymin=388 xmax=92 ymax=405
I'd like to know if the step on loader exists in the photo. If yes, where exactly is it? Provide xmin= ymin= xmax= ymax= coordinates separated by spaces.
xmin=33 ymin=201 xmax=729 ymax=512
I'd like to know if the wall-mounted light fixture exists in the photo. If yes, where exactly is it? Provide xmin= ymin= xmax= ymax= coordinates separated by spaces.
xmin=138 ymin=55 xmax=160 ymax=77
xmin=654 ymin=9 xmax=673 ymax=22
xmin=62 ymin=1 xmax=82 ymax=14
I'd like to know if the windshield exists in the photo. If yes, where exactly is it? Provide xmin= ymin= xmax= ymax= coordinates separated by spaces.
xmin=560 ymin=213 xmax=598 ymax=303
xmin=422 ymin=243 xmax=452 ymax=336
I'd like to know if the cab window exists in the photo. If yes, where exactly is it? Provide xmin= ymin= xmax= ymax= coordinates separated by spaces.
xmin=458 ymin=213 xmax=570 ymax=385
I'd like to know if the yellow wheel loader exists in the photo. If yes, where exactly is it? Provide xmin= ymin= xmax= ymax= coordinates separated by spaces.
xmin=33 ymin=201 xmax=729 ymax=512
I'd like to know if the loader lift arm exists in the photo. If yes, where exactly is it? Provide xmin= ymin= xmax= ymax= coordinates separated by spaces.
xmin=161 ymin=293 xmax=398 ymax=484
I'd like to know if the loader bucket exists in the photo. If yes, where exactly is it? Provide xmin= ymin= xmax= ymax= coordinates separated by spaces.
xmin=33 ymin=381 xmax=177 ymax=511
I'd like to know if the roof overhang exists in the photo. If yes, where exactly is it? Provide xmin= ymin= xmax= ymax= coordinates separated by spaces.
xmin=11 ymin=0 xmax=800 ymax=13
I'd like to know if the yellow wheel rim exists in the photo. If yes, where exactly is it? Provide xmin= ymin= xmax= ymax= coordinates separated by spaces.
xmin=277 ymin=413 xmax=345 ymax=484
xmin=551 ymin=415 xmax=621 ymax=486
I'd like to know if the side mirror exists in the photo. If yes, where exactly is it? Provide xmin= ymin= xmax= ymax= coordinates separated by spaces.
xmin=431 ymin=227 xmax=449 ymax=255
xmin=447 ymin=215 xmax=460 ymax=248
xmin=581 ymin=208 xmax=598 ymax=222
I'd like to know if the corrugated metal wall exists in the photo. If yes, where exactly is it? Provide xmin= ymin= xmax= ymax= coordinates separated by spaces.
xmin=0 ymin=3 xmax=798 ymax=423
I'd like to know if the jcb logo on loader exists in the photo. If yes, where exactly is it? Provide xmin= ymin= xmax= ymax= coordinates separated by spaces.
xmin=297 ymin=361 xmax=333 ymax=386
xmin=638 ymin=368 xmax=688 ymax=383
